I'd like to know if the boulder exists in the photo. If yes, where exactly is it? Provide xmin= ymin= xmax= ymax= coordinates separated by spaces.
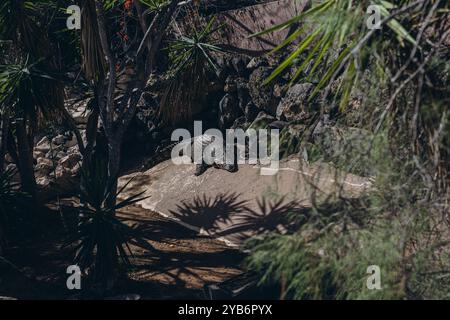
xmin=118 ymin=156 xmax=372 ymax=247
xmin=248 ymin=66 xmax=280 ymax=116
xmin=276 ymin=83 xmax=315 ymax=122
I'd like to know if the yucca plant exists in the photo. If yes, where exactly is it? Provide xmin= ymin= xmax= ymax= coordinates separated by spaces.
xmin=66 ymin=158 xmax=148 ymax=292
xmin=0 ymin=0 xmax=67 ymax=202
xmin=0 ymin=58 xmax=55 ymax=200
xmin=160 ymin=14 xmax=224 ymax=124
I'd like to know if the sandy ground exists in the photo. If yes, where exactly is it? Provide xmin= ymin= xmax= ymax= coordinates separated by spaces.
xmin=119 ymin=155 xmax=372 ymax=246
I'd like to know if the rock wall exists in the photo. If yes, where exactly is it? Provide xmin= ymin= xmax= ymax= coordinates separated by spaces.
xmin=211 ymin=0 xmax=307 ymax=55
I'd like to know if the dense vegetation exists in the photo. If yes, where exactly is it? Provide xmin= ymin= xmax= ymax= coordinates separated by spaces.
xmin=246 ymin=0 xmax=449 ymax=299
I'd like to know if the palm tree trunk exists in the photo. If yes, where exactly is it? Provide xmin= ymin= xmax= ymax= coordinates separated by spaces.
xmin=106 ymin=137 xmax=122 ymax=209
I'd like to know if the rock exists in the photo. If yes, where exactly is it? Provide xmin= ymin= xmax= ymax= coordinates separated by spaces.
xmin=273 ymin=83 xmax=286 ymax=98
xmin=246 ymin=57 xmax=265 ymax=70
xmin=35 ymin=160 xmax=54 ymax=178
xmin=247 ymin=111 xmax=275 ymax=130
xmin=231 ymin=116 xmax=247 ymax=130
xmin=276 ymin=83 xmax=315 ymax=122
xmin=70 ymin=163 xmax=81 ymax=176
xmin=35 ymin=137 xmax=51 ymax=153
xmin=224 ymin=76 xmax=237 ymax=93
xmin=33 ymin=150 xmax=45 ymax=160
xmin=52 ymin=134 xmax=65 ymax=145
xmin=55 ymin=151 xmax=66 ymax=160
xmin=37 ymin=157 xmax=53 ymax=167
xmin=248 ymin=66 xmax=279 ymax=116
xmin=118 ymin=155 xmax=372 ymax=247
xmin=219 ymin=93 xmax=242 ymax=129
xmin=67 ymin=145 xmax=79 ymax=155
xmin=235 ymin=77 xmax=250 ymax=111
xmin=268 ymin=120 xmax=289 ymax=130
xmin=60 ymin=153 xmax=81 ymax=169
xmin=64 ymin=135 xmax=78 ymax=148
xmin=244 ymin=103 xmax=259 ymax=122
xmin=72 ymin=110 xmax=88 ymax=125
xmin=55 ymin=165 xmax=69 ymax=178
xmin=45 ymin=150 xmax=60 ymax=160
xmin=231 ymin=55 xmax=250 ymax=76
xmin=36 ymin=176 xmax=50 ymax=188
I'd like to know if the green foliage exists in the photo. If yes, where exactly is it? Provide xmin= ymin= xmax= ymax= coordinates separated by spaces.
xmin=246 ymin=1 xmax=449 ymax=298
xmin=160 ymin=15 xmax=223 ymax=124
xmin=0 ymin=1 xmax=67 ymax=124
xmin=252 ymin=0 xmax=425 ymax=107
xmin=0 ymin=57 xmax=59 ymax=122
xmin=166 ymin=17 xmax=223 ymax=76
xmin=139 ymin=0 xmax=170 ymax=11
xmin=247 ymin=183 xmax=449 ymax=299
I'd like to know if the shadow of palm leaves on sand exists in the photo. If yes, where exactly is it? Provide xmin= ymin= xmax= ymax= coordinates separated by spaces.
xmin=169 ymin=193 xmax=248 ymax=232
xmin=169 ymin=192 xmax=308 ymax=242
xmin=215 ymin=197 xmax=308 ymax=242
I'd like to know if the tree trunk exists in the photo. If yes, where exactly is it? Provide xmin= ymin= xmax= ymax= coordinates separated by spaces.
xmin=106 ymin=136 xmax=122 ymax=209
xmin=15 ymin=119 xmax=37 ymax=203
